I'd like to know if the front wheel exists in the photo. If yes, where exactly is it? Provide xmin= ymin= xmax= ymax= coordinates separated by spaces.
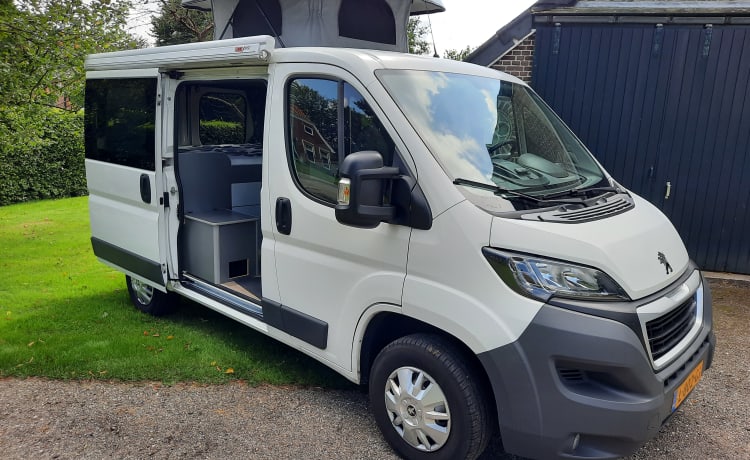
xmin=369 ymin=334 xmax=493 ymax=460
xmin=125 ymin=275 xmax=174 ymax=316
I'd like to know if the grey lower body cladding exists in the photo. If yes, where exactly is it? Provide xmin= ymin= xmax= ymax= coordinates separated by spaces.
xmin=478 ymin=279 xmax=715 ymax=459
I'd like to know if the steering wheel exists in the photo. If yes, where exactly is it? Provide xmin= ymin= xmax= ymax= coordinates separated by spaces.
xmin=488 ymin=138 xmax=518 ymax=159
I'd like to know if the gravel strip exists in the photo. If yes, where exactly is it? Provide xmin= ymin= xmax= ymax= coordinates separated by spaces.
xmin=0 ymin=381 xmax=396 ymax=460
xmin=1 ymin=280 xmax=747 ymax=460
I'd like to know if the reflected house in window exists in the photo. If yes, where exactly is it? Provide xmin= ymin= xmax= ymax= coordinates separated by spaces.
xmin=290 ymin=105 xmax=337 ymax=169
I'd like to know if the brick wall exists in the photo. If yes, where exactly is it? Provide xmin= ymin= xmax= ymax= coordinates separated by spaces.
xmin=490 ymin=32 xmax=536 ymax=83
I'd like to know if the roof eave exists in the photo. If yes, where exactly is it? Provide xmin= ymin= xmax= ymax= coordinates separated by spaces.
xmin=465 ymin=8 xmax=534 ymax=66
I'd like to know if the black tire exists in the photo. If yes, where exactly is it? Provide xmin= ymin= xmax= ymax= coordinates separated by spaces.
xmin=369 ymin=333 xmax=492 ymax=460
xmin=125 ymin=275 xmax=174 ymax=316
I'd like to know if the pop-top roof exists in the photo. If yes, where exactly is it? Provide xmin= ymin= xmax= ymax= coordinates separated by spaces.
xmin=180 ymin=0 xmax=445 ymax=52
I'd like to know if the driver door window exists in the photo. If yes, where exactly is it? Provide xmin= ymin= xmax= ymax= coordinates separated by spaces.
xmin=287 ymin=78 xmax=395 ymax=204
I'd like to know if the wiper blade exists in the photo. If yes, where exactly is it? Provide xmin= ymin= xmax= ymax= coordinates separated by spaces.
xmin=541 ymin=186 xmax=623 ymax=200
xmin=453 ymin=178 xmax=579 ymax=205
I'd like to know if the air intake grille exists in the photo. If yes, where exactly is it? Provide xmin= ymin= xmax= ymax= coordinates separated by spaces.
xmin=646 ymin=296 xmax=698 ymax=361
xmin=548 ymin=196 xmax=634 ymax=223
xmin=521 ymin=194 xmax=635 ymax=223
xmin=557 ymin=368 xmax=586 ymax=383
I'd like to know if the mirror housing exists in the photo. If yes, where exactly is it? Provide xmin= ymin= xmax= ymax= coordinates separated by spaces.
xmin=335 ymin=151 xmax=399 ymax=228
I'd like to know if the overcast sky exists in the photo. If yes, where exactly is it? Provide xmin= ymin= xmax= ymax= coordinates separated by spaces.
xmin=127 ymin=0 xmax=537 ymax=53
xmin=428 ymin=0 xmax=536 ymax=55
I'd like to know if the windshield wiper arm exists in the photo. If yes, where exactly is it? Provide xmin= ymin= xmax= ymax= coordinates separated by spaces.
xmin=541 ymin=185 xmax=623 ymax=200
xmin=453 ymin=178 xmax=578 ymax=205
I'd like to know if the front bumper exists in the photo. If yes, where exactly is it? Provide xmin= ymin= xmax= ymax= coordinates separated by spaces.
xmin=478 ymin=270 xmax=715 ymax=459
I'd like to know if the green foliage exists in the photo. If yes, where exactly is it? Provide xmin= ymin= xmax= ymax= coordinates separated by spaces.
xmin=0 ymin=197 xmax=350 ymax=387
xmin=408 ymin=17 xmax=432 ymax=55
xmin=0 ymin=0 xmax=142 ymax=205
xmin=151 ymin=0 xmax=213 ymax=46
xmin=0 ymin=0 xmax=142 ymax=110
xmin=199 ymin=120 xmax=245 ymax=145
xmin=0 ymin=107 xmax=87 ymax=205
xmin=444 ymin=46 xmax=474 ymax=61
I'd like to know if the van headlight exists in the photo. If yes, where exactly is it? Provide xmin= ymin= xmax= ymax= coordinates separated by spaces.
xmin=483 ymin=248 xmax=630 ymax=302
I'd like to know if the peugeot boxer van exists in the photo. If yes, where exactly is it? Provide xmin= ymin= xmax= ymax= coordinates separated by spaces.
xmin=84 ymin=34 xmax=714 ymax=459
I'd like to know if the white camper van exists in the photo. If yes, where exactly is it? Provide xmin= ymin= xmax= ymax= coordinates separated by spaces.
xmin=84 ymin=1 xmax=714 ymax=459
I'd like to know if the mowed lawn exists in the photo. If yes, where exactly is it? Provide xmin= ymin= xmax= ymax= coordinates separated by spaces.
xmin=0 ymin=197 xmax=349 ymax=387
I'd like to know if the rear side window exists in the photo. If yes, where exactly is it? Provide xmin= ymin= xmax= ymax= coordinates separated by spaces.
xmin=85 ymin=78 xmax=157 ymax=171
xmin=199 ymin=92 xmax=248 ymax=145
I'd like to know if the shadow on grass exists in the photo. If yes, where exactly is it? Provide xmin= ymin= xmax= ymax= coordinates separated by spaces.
xmin=153 ymin=294 xmax=356 ymax=390
xmin=1 ymin=286 xmax=356 ymax=391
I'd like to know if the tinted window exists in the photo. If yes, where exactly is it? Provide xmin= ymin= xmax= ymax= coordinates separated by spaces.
xmin=199 ymin=93 xmax=247 ymax=145
xmin=85 ymin=78 xmax=157 ymax=170
xmin=288 ymin=78 xmax=395 ymax=204
xmin=339 ymin=0 xmax=396 ymax=45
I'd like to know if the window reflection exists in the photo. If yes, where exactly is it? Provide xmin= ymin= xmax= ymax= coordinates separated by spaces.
xmin=288 ymin=78 xmax=396 ymax=204
xmin=377 ymin=70 xmax=605 ymax=195
xmin=84 ymin=78 xmax=156 ymax=170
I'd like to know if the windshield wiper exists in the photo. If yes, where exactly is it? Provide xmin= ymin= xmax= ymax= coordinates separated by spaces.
xmin=453 ymin=178 xmax=582 ymax=205
xmin=541 ymin=185 xmax=624 ymax=200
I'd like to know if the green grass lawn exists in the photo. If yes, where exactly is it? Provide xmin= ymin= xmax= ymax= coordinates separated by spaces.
xmin=0 ymin=197 xmax=351 ymax=387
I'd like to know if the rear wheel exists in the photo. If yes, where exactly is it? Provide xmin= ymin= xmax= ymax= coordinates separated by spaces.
xmin=125 ymin=276 xmax=174 ymax=316
xmin=369 ymin=333 xmax=492 ymax=460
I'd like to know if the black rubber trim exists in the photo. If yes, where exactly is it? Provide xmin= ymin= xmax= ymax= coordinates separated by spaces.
xmin=262 ymin=298 xmax=328 ymax=349
xmin=91 ymin=237 xmax=164 ymax=286
xmin=477 ymin=288 xmax=714 ymax=459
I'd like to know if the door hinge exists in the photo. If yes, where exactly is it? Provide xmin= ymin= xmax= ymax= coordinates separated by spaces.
xmin=652 ymin=24 xmax=664 ymax=56
xmin=552 ymin=23 xmax=562 ymax=55
xmin=702 ymin=24 xmax=713 ymax=57
xmin=162 ymin=192 xmax=170 ymax=208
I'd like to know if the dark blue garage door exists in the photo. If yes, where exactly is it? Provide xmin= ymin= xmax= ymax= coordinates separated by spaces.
xmin=533 ymin=22 xmax=750 ymax=274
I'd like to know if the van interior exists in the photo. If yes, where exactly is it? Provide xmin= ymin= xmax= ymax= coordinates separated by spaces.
xmin=174 ymin=80 xmax=267 ymax=304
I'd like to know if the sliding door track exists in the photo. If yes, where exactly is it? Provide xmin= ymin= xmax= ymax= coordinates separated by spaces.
xmin=181 ymin=273 xmax=264 ymax=320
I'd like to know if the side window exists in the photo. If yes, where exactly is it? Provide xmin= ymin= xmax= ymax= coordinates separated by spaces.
xmin=199 ymin=93 xmax=248 ymax=145
xmin=288 ymin=78 xmax=395 ymax=204
xmin=85 ymin=78 xmax=156 ymax=170
xmin=288 ymin=79 xmax=340 ymax=203
xmin=338 ymin=0 xmax=396 ymax=45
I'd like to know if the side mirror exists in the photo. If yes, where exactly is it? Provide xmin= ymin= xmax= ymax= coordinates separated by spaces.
xmin=335 ymin=151 xmax=399 ymax=228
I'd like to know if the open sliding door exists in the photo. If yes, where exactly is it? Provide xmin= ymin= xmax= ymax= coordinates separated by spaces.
xmin=85 ymin=69 xmax=168 ymax=288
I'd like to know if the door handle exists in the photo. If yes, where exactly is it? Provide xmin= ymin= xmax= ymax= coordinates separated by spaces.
xmin=275 ymin=197 xmax=292 ymax=235
xmin=665 ymin=181 xmax=672 ymax=200
xmin=139 ymin=174 xmax=152 ymax=204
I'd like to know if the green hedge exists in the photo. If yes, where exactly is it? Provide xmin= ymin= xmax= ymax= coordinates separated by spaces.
xmin=0 ymin=107 xmax=87 ymax=206
xmin=199 ymin=120 xmax=245 ymax=145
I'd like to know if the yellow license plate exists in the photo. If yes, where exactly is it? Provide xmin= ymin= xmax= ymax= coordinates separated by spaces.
xmin=672 ymin=361 xmax=703 ymax=411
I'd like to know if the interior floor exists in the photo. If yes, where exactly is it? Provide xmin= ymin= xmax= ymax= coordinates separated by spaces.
xmin=221 ymin=276 xmax=262 ymax=302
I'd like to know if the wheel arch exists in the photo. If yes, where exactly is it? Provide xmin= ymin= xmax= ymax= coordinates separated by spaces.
xmin=355 ymin=311 xmax=498 ymax=427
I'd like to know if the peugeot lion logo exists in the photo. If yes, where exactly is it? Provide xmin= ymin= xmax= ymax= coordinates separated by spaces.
xmin=658 ymin=252 xmax=673 ymax=274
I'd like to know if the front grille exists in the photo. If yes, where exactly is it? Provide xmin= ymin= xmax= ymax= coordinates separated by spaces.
xmin=646 ymin=296 xmax=698 ymax=361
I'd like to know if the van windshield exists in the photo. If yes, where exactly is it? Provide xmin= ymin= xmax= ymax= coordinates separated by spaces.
xmin=377 ymin=70 xmax=608 ymax=204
